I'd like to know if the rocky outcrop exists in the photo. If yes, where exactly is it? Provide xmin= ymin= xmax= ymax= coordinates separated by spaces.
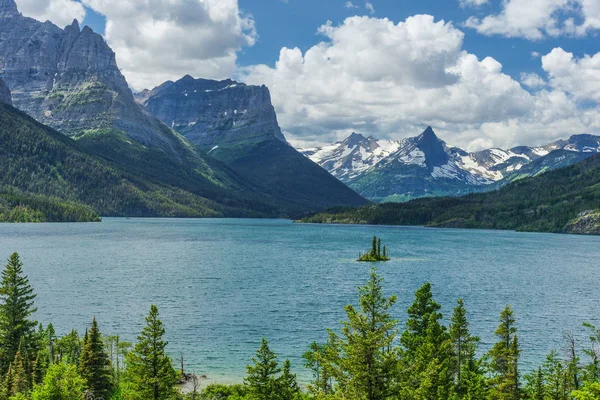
xmin=0 ymin=78 xmax=11 ymax=104
xmin=0 ymin=3 xmax=188 ymax=157
xmin=136 ymin=75 xmax=286 ymax=150
xmin=565 ymin=211 xmax=600 ymax=235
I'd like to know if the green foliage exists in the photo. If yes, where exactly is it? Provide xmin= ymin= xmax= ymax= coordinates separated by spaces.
xmin=398 ymin=282 xmax=454 ymax=399
xmin=0 ymin=253 xmax=37 ymax=374
xmin=244 ymin=338 xmax=281 ymax=400
xmin=30 ymin=363 xmax=86 ymax=400
xmin=78 ymin=318 xmax=113 ymax=399
xmin=358 ymin=236 xmax=390 ymax=262
xmin=487 ymin=306 xmax=521 ymax=400
xmin=302 ymin=154 xmax=600 ymax=234
xmin=320 ymin=268 xmax=398 ymax=400
xmin=124 ymin=305 xmax=178 ymax=400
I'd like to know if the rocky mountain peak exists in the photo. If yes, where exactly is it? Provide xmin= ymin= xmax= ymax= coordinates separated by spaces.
xmin=65 ymin=19 xmax=80 ymax=34
xmin=415 ymin=126 xmax=448 ymax=169
xmin=0 ymin=78 xmax=11 ymax=105
xmin=344 ymin=132 xmax=368 ymax=147
xmin=0 ymin=0 xmax=18 ymax=17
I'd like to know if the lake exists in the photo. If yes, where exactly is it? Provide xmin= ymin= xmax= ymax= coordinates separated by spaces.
xmin=0 ymin=218 xmax=599 ymax=384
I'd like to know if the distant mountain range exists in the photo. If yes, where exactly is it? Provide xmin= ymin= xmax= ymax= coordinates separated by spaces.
xmin=0 ymin=0 xmax=367 ymax=218
xmin=302 ymin=127 xmax=600 ymax=202
xmin=301 ymin=153 xmax=600 ymax=235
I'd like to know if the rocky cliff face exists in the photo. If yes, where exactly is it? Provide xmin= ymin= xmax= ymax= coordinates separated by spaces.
xmin=566 ymin=211 xmax=600 ymax=235
xmin=0 ymin=2 xmax=187 ymax=157
xmin=136 ymin=75 xmax=286 ymax=150
xmin=0 ymin=78 xmax=11 ymax=104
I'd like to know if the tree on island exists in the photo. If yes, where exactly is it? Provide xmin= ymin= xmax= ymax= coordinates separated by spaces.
xmin=358 ymin=236 xmax=390 ymax=262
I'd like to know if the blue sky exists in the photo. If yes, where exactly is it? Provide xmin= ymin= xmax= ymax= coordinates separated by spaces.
xmin=78 ymin=0 xmax=600 ymax=87
xmin=20 ymin=0 xmax=600 ymax=149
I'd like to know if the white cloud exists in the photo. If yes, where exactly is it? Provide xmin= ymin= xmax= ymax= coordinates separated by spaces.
xmin=465 ymin=0 xmax=600 ymax=39
xmin=81 ymin=0 xmax=256 ymax=90
xmin=542 ymin=48 xmax=600 ymax=102
xmin=365 ymin=1 xmax=375 ymax=14
xmin=520 ymin=72 xmax=546 ymax=88
xmin=241 ymin=15 xmax=600 ymax=150
xmin=344 ymin=1 xmax=358 ymax=9
xmin=15 ymin=0 xmax=86 ymax=27
xmin=459 ymin=0 xmax=489 ymax=7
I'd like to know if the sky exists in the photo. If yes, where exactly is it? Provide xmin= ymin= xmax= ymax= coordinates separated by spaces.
xmin=12 ymin=0 xmax=600 ymax=151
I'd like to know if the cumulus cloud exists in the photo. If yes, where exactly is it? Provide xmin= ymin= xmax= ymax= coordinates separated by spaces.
xmin=15 ymin=0 xmax=86 ymax=27
xmin=459 ymin=0 xmax=489 ymax=7
xmin=241 ymin=15 xmax=600 ymax=150
xmin=80 ymin=0 xmax=256 ymax=90
xmin=365 ymin=1 xmax=375 ymax=14
xmin=465 ymin=0 xmax=600 ymax=39
xmin=520 ymin=73 xmax=546 ymax=88
xmin=344 ymin=1 xmax=358 ymax=9
xmin=542 ymin=48 xmax=600 ymax=102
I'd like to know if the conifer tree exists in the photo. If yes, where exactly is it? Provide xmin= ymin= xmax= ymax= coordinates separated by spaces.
xmin=303 ymin=342 xmax=332 ymax=396
xmin=450 ymin=299 xmax=484 ymax=398
xmin=488 ymin=306 xmax=520 ymax=400
xmin=371 ymin=236 xmax=377 ymax=257
xmin=245 ymin=338 xmax=281 ymax=400
xmin=377 ymin=238 xmax=382 ymax=258
xmin=322 ymin=267 xmax=398 ymax=400
xmin=398 ymin=282 xmax=454 ymax=399
xmin=10 ymin=340 xmax=31 ymax=396
xmin=0 ymin=253 xmax=37 ymax=374
xmin=124 ymin=305 xmax=177 ymax=400
xmin=278 ymin=359 xmax=300 ymax=400
xmin=78 ymin=318 xmax=112 ymax=399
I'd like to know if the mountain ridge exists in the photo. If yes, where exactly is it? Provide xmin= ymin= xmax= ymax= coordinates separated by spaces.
xmin=302 ymin=128 xmax=600 ymax=202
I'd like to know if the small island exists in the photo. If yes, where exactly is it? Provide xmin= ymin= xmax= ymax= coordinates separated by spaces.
xmin=358 ymin=236 xmax=390 ymax=262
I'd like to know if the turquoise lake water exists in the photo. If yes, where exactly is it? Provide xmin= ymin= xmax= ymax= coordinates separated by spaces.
xmin=0 ymin=218 xmax=599 ymax=384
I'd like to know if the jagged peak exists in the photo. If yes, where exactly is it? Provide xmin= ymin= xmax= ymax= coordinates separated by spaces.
xmin=343 ymin=132 xmax=368 ymax=147
xmin=65 ymin=19 xmax=80 ymax=34
xmin=418 ymin=126 xmax=439 ymax=141
xmin=0 ymin=0 xmax=18 ymax=17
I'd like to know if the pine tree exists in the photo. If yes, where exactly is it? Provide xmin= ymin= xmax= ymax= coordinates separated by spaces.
xmin=450 ymin=299 xmax=483 ymax=398
xmin=124 ymin=305 xmax=177 ymax=400
xmin=377 ymin=238 xmax=382 ymax=258
xmin=303 ymin=342 xmax=332 ymax=396
xmin=383 ymin=246 xmax=387 ymax=259
xmin=488 ymin=306 xmax=520 ymax=400
xmin=245 ymin=338 xmax=281 ymax=400
xmin=78 ymin=318 xmax=112 ymax=399
xmin=398 ymin=282 xmax=454 ymax=399
xmin=0 ymin=253 xmax=37 ymax=374
xmin=32 ymin=349 xmax=49 ymax=385
xmin=371 ymin=236 xmax=377 ymax=257
xmin=10 ymin=340 xmax=31 ymax=396
xmin=278 ymin=359 xmax=300 ymax=400
xmin=322 ymin=267 xmax=398 ymax=400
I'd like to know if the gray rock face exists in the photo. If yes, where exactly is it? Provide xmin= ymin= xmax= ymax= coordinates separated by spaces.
xmin=0 ymin=78 xmax=11 ymax=104
xmin=0 ymin=3 xmax=187 ymax=157
xmin=136 ymin=75 xmax=286 ymax=150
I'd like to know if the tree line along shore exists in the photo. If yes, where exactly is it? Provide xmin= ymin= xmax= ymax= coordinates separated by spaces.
xmin=0 ymin=253 xmax=598 ymax=399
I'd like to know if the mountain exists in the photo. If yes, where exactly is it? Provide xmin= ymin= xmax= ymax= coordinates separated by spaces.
xmin=301 ymin=153 xmax=600 ymax=234
xmin=0 ymin=0 xmax=365 ymax=215
xmin=137 ymin=75 xmax=368 ymax=211
xmin=0 ymin=78 xmax=10 ymax=104
xmin=302 ymin=127 xmax=600 ymax=202
xmin=0 ymin=101 xmax=282 ymax=219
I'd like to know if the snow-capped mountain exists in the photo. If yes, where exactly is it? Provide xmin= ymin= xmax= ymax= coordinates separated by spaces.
xmin=301 ymin=128 xmax=600 ymax=202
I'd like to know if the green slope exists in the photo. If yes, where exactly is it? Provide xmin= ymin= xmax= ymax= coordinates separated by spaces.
xmin=0 ymin=103 xmax=281 ymax=220
xmin=301 ymin=154 xmax=600 ymax=234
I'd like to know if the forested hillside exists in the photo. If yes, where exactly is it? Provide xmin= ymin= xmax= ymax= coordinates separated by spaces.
xmin=0 ymin=103 xmax=281 ymax=220
xmin=302 ymin=154 xmax=600 ymax=234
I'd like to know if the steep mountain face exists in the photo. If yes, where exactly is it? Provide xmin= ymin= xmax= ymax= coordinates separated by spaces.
xmin=0 ymin=101 xmax=281 ymax=218
xmin=138 ymin=75 xmax=368 ymax=212
xmin=0 ymin=78 xmax=10 ymax=104
xmin=0 ymin=6 xmax=188 ymax=155
xmin=136 ymin=75 xmax=286 ymax=149
xmin=303 ymin=128 xmax=600 ymax=202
